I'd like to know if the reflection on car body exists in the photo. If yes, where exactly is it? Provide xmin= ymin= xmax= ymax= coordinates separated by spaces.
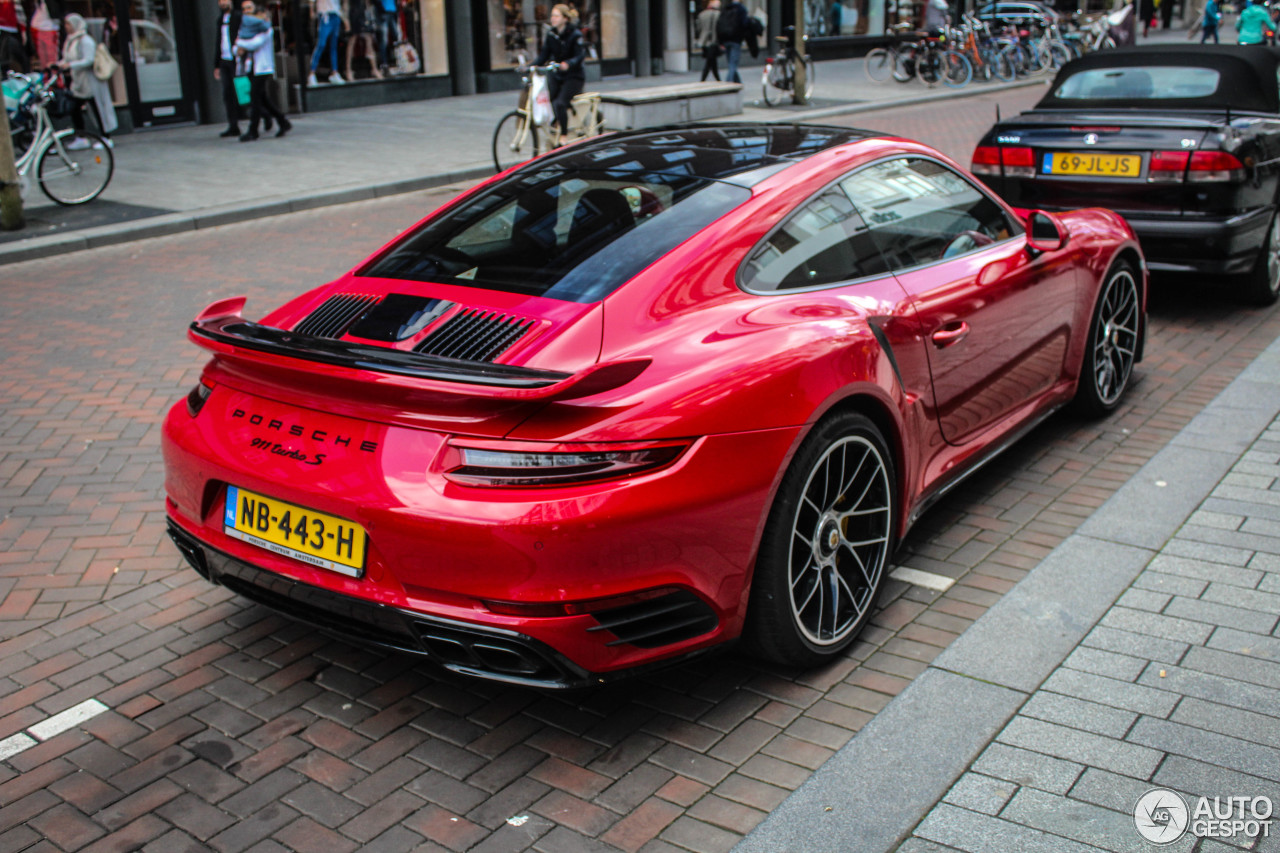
xmin=972 ymin=45 xmax=1280 ymax=305
xmin=162 ymin=123 xmax=1146 ymax=688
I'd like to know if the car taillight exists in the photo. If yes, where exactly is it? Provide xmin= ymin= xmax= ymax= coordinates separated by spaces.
xmin=971 ymin=145 xmax=1034 ymax=178
xmin=186 ymin=380 xmax=213 ymax=417
xmin=1147 ymin=149 xmax=1244 ymax=183
xmin=443 ymin=439 xmax=688 ymax=487
xmin=1187 ymin=150 xmax=1245 ymax=182
xmin=1147 ymin=150 xmax=1190 ymax=183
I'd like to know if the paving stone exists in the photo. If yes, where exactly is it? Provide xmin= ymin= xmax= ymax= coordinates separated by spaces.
xmin=941 ymin=773 xmax=1018 ymax=816
xmin=1063 ymin=647 xmax=1148 ymax=683
xmin=1147 ymin=554 xmax=1261 ymax=587
xmin=971 ymin=743 xmax=1084 ymax=796
xmin=1207 ymin=627 xmax=1280 ymax=663
xmin=1115 ymin=588 xmax=1171 ymax=613
xmin=1128 ymin=718 xmax=1280 ymax=784
xmin=1131 ymin=571 xmax=1209 ymax=600
xmin=1067 ymin=768 xmax=1157 ymax=817
xmin=1099 ymin=607 xmax=1215 ymax=646
xmin=1042 ymin=668 xmax=1180 ymax=718
xmin=997 ymin=717 xmax=1161 ymax=780
xmin=1020 ymin=692 xmax=1136 ymax=740
xmin=1164 ymin=597 xmax=1279 ymax=637
xmin=1081 ymin=626 xmax=1189 ymax=667
xmin=1153 ymin=755 xmax=1280 ymax=804
xmin=1001 ymin=785 xmax=1196 ymax=853
xmin=914 ymin=802 xmax=1102 ymax=853
xmin=1139 ymin=664 xmax=1280 ymax=719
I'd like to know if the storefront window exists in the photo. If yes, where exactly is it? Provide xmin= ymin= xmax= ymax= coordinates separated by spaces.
xmin=808 ymin=0 xmax=886 ymax=36
xmin=305 ymin=0 xmax=448 ymax=84
xmin=486 ymin=0 xmax=621 ymax=69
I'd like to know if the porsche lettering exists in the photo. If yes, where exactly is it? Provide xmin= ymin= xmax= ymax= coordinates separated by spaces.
xmin=230 ymin=409 xmax=378 ymax=452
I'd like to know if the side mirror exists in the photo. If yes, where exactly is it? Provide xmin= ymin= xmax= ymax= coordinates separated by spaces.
xmin=1026 ymin=210 xmax=1067 ymax=254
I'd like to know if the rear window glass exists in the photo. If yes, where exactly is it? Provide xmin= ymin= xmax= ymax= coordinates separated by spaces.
xmin=1053 ymin=66 xmax=1220 ymax=100
xmin=363 ymin=169 xmax=749 ymax=303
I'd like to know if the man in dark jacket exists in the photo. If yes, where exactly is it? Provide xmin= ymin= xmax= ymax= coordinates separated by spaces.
xmin=716 ymin=0 xmax=748 ymax=83
xmin=212 ymin=0 xmax=242 ymax=137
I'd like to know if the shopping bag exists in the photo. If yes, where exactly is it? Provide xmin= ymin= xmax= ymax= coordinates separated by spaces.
xmin=530 ymin=70 xmax=553 ymax=125
xmin=233 ymin=75 xmax=251 ymax=106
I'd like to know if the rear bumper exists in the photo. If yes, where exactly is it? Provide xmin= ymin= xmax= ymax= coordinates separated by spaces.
xmin=1125 ymin=207 xmax=1273 ymax=275
xmin=167 ymin=519 xmax=716 ymax=689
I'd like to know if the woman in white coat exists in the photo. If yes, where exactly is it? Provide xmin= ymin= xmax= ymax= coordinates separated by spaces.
xmin=59 ymin=13 xmax=118 ymax=149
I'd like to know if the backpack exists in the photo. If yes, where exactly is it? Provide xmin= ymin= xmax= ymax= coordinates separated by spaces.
xmin=716 ymin=3 xmax=741 ymax=41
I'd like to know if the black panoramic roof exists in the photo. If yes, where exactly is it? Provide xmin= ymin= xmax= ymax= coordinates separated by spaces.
xmin=1036 ymin=45 xmax=1280 ymax=113
xmin=526 ymin=123 xmax=882 ymax=186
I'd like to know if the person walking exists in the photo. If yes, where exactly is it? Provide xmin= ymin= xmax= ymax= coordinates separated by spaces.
xmin=716 ymin=0 xmax=748 ymax=84
xmin=1236 ymin=0 xmax=1271 ymax=43
xmin=308 ymin=0 xmax=345 ymax=85
xmin=532 ymin=3 xmax=586 ymax=146
xmin=1201 ymin=0 xmax=1221 ymax=42
xmin=58 ymin=12 xmax=117 ymax=149
xmin=235 ymin=0 xmax=292 ymax=141
xmin=695 ymin=0 xmax=721 ymax=81
xmin=213 ymin=0 xmax=243 ymax=137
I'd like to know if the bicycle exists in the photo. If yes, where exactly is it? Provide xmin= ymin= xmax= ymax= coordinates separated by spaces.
xmin=762 ymin=26 xmax=815 ymax=106
xmin=491 ymin=57 xmax=605 ymax=172
xmin=5 ymin=71 xmax=114 ymax=205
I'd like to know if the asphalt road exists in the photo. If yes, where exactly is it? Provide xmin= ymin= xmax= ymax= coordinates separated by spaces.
xmin=2 ymin=87 xmax=1280 ymax=853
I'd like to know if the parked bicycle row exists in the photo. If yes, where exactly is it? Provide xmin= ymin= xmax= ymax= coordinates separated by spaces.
xmin=863 ymin=7 xmax=1127 ymax=89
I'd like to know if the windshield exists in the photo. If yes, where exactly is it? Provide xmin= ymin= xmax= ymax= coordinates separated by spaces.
xmin=363 ymin=168 xmax=750 ymax=303
xmin=1053 ymin=66 xmax=1221 ymax=100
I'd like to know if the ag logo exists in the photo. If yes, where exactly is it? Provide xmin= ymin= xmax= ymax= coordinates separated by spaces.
xmin=1135 ymin=789 xmax=1190 ymax=844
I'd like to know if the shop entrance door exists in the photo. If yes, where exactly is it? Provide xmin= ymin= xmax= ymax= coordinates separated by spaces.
xmin=118 ymin=0 xmax=198 ymax=126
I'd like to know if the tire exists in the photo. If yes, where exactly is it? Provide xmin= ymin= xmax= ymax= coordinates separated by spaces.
xmin=917 ymin=48 xmax=942 ymax=87
xmin=745 ymin=412 xmax=897 ymax=667
xmin=1047 ymin=41 xmax=1073 ymax=69
xmin=38 ymin=131 xmax=113 ymax=206
xmin=989 ymin=48 xmax=1016 ymax=81
xmin=864 ymin=47 xmax=895 ymax=82
xmin=1072 ymin=260 xmax=1140 ymax=417
xmin=492 ymin=110 xmax=540 ymax=173
xmin=941 ymin=50 xmax=972 ymax=87
xmin=892 ymin=43 xmax=919 ymax=82
xmin=1242 ymin=212 xmax=1280 ymax=306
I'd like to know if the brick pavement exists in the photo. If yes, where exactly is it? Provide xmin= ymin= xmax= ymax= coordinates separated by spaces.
xmin=2 ymin=93 xmax=1280 ymax=853
xmin=902 ymin=412 xmax=1280 ymax=853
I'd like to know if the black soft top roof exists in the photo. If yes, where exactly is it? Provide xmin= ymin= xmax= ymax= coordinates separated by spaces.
xmin=1035 ymin=45 xmax=1280 ymax=113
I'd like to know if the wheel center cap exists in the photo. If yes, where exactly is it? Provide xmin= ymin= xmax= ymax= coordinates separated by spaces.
xmin=817 ymin=519 xmax=841 ymax=557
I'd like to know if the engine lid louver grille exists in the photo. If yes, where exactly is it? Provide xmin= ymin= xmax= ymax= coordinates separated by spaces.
xmin=293 ymin=294 xmax=382 ymax=339
xmin=414 ymin=309 xmax=535 ymax=363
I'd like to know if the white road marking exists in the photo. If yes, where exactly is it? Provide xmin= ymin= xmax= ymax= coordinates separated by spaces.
xmin=0 ymin=699 xmax=110 ymax=763
xmin=890 ymin=567 xmax=956 ymax=593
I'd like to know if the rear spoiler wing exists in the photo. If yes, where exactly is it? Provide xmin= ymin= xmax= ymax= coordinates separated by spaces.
xmin=189 ymin=297 xmax=647 ymax=401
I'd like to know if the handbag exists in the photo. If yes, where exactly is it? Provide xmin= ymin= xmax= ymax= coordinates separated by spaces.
xmin=233 ymin=74 xmax=251 ymax=106
xmin=93 ymin=42 xmax=119 ymax=81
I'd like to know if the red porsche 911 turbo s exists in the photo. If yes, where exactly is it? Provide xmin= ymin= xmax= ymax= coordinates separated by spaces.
xmin=163 ymin=123 xmax=1146 ymax=688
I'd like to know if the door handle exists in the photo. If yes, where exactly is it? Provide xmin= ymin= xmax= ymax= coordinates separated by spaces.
xmin=931 ymin=322 xmax=969 ymax=348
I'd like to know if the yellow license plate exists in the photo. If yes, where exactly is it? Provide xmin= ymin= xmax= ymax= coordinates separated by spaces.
xmin=1044 ymin=152 xmax=1142 ymax=177
xmin=224 ymin=485 xmax=367 ymax=577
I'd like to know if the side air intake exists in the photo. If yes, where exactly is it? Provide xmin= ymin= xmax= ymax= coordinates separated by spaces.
xmin=293 ymin=294 xmax=382 ymax=338
xmin=414 ymin=309 xmax=534 ymax=363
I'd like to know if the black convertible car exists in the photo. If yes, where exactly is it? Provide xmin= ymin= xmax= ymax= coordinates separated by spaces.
xmin=972 ymin=46 xmax=1280 ymax=305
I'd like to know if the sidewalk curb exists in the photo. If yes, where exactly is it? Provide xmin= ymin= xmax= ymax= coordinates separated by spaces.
xmin=733 ymin=332 xmax=1280 ymax=853
xmin=0 ymin=79 xmax=1042 ymax=266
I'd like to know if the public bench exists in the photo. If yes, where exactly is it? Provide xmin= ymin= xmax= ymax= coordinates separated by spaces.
xmin=599 ymin=82 xmax=744 ymax=130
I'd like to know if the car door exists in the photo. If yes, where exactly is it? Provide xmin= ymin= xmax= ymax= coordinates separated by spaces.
xmin=842 ymin=156 xmax=1079 ymax=445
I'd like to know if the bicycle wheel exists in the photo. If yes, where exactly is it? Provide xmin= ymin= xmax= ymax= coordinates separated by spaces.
xmin=917 ymin=47 xmax=942 ymax=87
xmin=801 ymin=55 xmax=816 ymax=99
xmin=941 ymin=50 xmax=972 ymax=87
xmin=864 ymin=47 xmax=896 ymax=82
xmin=762 ymin=61 xmax=788 ymax=106
xmin=988 ymin=47 xmax=1016 ymax=81
xmin=892 ymin=43 xmax=919 ymax=82
xmin=38 ymin=131 xmax=113 ymax=205
xmin=492 ymin=110 xmax=540 ymax=173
